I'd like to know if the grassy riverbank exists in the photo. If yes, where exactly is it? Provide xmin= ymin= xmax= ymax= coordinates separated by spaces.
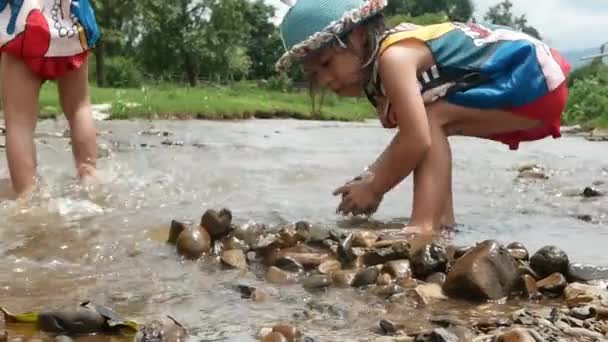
xmin=27 ymin=80 xmax=608 ymax=130
xmin=38 ymin=82 xmax=375 ymax=122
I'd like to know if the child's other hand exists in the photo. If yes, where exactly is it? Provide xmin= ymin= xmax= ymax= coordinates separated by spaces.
xmin=377 ymin=99 xmax=398 ymax=129
xmin=333 ymin=175 xmax=383 ymax=216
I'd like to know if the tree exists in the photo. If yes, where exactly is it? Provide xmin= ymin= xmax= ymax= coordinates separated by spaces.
xmin=446 ymin=0 xmax=474 ymax=22
xmin=91 ymin=0 xmax=137 ymax=87
xmin=243 ymin=1 xmax=283 ymax=79
xmin=484 ymin=0 xmax=542 ymax=40
xmin=385 ymin=0 xmax=473 ymax=29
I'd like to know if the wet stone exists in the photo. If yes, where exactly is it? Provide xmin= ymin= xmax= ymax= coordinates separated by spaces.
xmin=507 ymin=242 xmax=529 ymax=261
xmin=414 ymin=283 xmax=447 ymax=305
xmin=168 ymin=220 xmax=187 ymax=244
xmin=54 ymin=337 xmax=73 ymax=342
xmin=519 ymin=274 xmax=541 ymax=300
xmin=352 ymin=267 xmax=380 ymax=287
xmin=443 ymin=240 xmax=519 ymax=301
xmin=272 ymin=324 xmax=298 ymax=341
xmin=536 ymin=273 xmax=567 ymax=294
xmin=233 ymin=223 xmax=266 ymax=246
xmin=337 ymin=233 xmax=356 ymax=264
xmin=496 ymin=328 xmax=536 ymax=342
xmin=266 ymin=266 xmax=298 ymax=285
xmin=220 ymin=249 xmax=247 ymax=270
xmin=275 ymin=257 xmax=305 ymax=273
xmin=302 ymin=275 xmax=331 ymax=290
xmin=425 ymin=272 xmax=446 ymax=286
xmin=330 ymin=270 xmax=356 ymax=287
xmin=564 ymin=283 xmax=608 ymax=307
xmin=377 ymin=273 xmax=393 ymax=286
xmin=261 ymin=332 xmax=287 ymax=342
xmin=592 ymin=306 xmax=608 ymax=320
xmin=569 ymin=306 xmax=594 ymax=320
xmin=318 ymin=259 xmax=341 ymax=275
xmin=176 ymin=227 xmax=212 ymax=260
xmin=372 ymin=284 xmax=404 ymax=297
xmin=453 ymin=246 xmax=472 ymax=260
xmin=220 ymin=236 xmax=250 ymax=252
xmin=474 ymin=318 xmax=512 ymax=332
xmin=235 ymin=285 xmax=257 ymax=299
xmin=384 ymin=260 xmax=412 ymax=280
xmin=277 ymin=226 xmax=305 ymax=248
xmin=582 ymin=187 xmax=602 ymax=198
xmin=352 ymin=231 xmax=379 ymax=248
xmin=517 ymin=261 xmax=541 ymax=280
xmin=568 ymin=263 xmax=608 ymax=282
xmin=576 ymin=214 xmax=593 ymax=222
xmin=139 ymin=317 xmax=187 ymax=342
xmin=38 ymin=308 xmax=106 ymax=334
xmin=413 ymin=328 xmax=459 ymax=342
xmin=379 ymin=319 xmax=397 ymax=335
xmin=411 ymin=243 xmax=448 ymax=279
xmin=530 ymin=246 xmax=569 ymax=279
xmin=200 ymin=209 xmax=233 ymax=240
xmin=294 ymin=221 xmax=312 ymax=241
xmin=430 ymin=315 xmax=466 ymax=328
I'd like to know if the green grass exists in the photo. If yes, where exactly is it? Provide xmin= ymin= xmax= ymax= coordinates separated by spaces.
xmin=591 ymin=114 xmax=608 ymax=129
xmin=38 ymin=82 xmax=375 ymax=122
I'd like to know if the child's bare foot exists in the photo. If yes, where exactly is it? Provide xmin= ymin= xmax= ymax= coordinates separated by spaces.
xmin=77 ymin=164 xmax=98 ymax=188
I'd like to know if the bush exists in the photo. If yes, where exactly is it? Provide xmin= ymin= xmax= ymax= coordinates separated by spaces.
xmin=563 ymin=77 xmax=608 ymax=125
xmin=260 ymin=74 xmax=293 ymax=92
xmin=105 ymin=57 xmax=144 ymax=88
xmin=568 ymin=63 xmax=608 ymax=87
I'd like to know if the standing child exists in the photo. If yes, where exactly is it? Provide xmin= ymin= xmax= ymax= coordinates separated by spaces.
xmin=276 ymin=0 xmax=570 ymax=234
xmin=1 ymin=0 xmax=100 ymax=196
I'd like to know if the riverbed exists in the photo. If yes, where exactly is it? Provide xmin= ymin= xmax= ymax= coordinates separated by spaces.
xmin=0 ymin=119 xmax=606 ymax=341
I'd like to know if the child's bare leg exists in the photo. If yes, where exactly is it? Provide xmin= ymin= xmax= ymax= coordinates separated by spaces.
xmin=407 ymin=111 xmax=453 ymax=231
xmin=407 ymin=101 xmax=541 ymax=233
xmin=440 ymin=146 xmax=455 ymax=228
xmin=57 ymin=59 xmax=96 ymax=179
xmin=1 ymin=53 xmax=43 ymax=195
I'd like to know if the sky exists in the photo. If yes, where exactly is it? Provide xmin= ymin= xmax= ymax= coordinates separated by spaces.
xmin=265 ymin=0 xmax=608 ymax=51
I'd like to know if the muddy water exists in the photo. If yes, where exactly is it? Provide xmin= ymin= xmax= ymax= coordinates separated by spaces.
xmin=0 ymin=119 xmax=606 ymax=341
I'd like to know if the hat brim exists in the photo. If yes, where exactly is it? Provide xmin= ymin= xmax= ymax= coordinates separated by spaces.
xmin=275 ymin=0 xmax=387 ymax=72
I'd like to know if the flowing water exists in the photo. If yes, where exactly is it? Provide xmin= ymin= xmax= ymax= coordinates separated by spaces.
xmin=0 ymin=119 xmax=607 ymax=341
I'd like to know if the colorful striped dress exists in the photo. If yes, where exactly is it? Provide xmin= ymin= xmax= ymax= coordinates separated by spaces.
xmin=0 ymin=0 xmax=100 ymax=79
xmin=366 ymin=22 xmax=571 ymax=149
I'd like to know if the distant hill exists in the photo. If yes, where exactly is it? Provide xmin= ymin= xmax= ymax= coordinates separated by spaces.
xmin=561 ymin=47 xmax=603 ymax=70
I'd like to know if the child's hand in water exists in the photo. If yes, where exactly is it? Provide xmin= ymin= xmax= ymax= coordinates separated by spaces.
xmin=333 ymin=171 xmax=383 ymax=216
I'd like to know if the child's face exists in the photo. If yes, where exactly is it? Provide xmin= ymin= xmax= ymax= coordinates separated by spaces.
xmin=304 ymin=29 xmax=367 ymax=97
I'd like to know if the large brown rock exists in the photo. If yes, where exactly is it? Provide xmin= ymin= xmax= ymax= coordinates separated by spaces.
xmin=443 ymin=240 xmax=519 ymax=301
xmin=200 ymin=209 xmax=233 ymax=240
xmin=175 ymin=227 xmax=212 ymax=260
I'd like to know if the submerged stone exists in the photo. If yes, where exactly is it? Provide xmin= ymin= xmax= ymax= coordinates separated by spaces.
xmin=352 ymin=267 xmax=380 ymax=287
xmin=220 ymin=249 xmax=247 ymax=270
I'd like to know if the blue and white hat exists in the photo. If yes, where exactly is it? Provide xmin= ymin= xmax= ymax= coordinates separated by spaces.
xmin=275 ymin=0 xmax=388 ymax=72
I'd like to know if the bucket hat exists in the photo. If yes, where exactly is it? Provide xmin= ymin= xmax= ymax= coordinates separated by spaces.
xmin=276 ymin=0 xmax=388 ymax=72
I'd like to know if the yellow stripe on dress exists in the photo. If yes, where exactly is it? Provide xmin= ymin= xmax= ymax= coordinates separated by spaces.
xmin=380 ymin=22 xmax=456 ymax=55
xmin=77 ymin=23 xmax=88 ymax=50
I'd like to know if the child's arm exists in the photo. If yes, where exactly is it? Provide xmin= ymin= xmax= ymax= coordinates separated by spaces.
xmin=334 ymin=42 xmax=432 ymax=214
